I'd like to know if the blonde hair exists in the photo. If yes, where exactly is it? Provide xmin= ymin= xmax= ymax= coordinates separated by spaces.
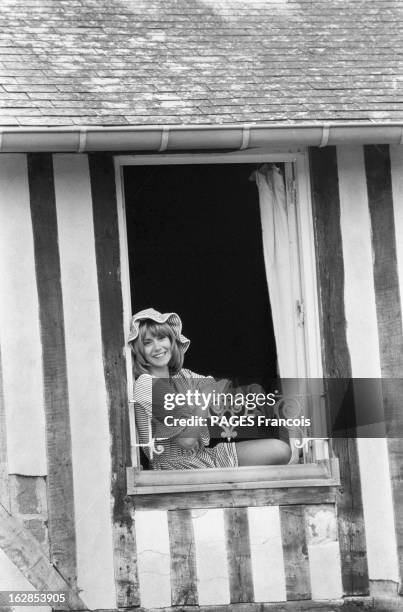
xmin=130 ymin=320 xmax=184 ymax=378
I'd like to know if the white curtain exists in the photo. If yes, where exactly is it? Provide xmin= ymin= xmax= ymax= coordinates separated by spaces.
xmin=252 ymin=164 xmax=298 ymax=378
xmin=253 ymin=164 xmax=302 ymax=463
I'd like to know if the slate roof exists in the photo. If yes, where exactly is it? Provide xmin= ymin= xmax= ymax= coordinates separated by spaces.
xmin=0 ymin=0 xmax=402 ymax=127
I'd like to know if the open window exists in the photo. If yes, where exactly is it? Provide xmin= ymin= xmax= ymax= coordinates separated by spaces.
xmin=115 ymin=151 xmax=339 ymax=495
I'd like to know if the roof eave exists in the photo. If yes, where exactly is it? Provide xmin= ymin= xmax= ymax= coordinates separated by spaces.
xmin=0 ymin=122 xmax=402 ymax=153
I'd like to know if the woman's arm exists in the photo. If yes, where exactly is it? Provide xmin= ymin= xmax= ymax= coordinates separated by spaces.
xmin=134 ymin=375 xmax=188 ymax=441
xmin=135 ymin=375 xmax=207 ymax=446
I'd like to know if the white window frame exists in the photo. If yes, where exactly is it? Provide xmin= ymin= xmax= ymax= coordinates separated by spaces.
xmin=114 ymin=148 xmax=339 ymax=495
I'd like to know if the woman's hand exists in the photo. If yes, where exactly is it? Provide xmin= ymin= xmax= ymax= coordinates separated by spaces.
xmin=176 ymin=436 xmax=201 ymax=452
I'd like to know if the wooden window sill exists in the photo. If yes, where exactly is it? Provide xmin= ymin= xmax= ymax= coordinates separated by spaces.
xmin=126 ymin=459 xmax=340 ymax=496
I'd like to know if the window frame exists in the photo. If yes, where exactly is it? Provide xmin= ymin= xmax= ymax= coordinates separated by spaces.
xmin=114 ymin=148 xmax=339 ymax=495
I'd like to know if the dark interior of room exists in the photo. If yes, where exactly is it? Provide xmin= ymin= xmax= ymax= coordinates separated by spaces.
xmin=124 ymin=162 xmax=279 ymax=389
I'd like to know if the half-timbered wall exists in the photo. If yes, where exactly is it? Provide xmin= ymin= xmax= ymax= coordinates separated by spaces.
xmin=0 ymin=148 xmax=402 ymax=610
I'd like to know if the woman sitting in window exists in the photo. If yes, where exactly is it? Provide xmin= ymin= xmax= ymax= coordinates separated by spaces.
xmin=129 ymin=308 xmax=291 ymax=470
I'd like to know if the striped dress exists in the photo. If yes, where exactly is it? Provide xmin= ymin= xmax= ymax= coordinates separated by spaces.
xmin=134 ymin=369 xmax=238 ymax=470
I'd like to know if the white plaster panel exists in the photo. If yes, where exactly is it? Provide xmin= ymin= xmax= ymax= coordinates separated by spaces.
xmin=0 ymin=154 xmax=46 ymax=475
xmin=390 ymin=145 xmax=403 ymax=326
xmin=53 ymin=154 xmax=116 ymax=609
xmin=191 ymin=508 xmax=230 ymax=605
xmin=308 ymin=543 xmax=343 ymax=600
xmin=305 ymin=506 xmax=342 ymax=599
xmin=135 ymin=510 xmax=171 ymax=608
xmin=247 ymin=505 xmax=287 ymax=602
xmin=336 ymin=146 xmax=381 ymax=378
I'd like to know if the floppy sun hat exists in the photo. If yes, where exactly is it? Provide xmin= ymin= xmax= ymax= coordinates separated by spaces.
xmin=128 ymin=308 xmax=190 ymax=353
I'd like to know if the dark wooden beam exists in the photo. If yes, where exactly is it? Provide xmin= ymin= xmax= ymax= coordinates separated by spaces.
xmin=224 ymin=507 xmax=254 ymax=603
xmin=167 ymin=509 xmax=198 ymax=606
xmin=365 ymin=144 xmax=403 ymax=595
xmin=280 ymin=506 xmax=311 ymax=600
xmin=28 ymin=153 xmax=77 ymax=589
xmin=89 ymin=153 xmax=139 ymax=607
xmin=132 ymin=486 xmax=337 ymax=510
xmin=310 ymin=146 xmax=369 ymax=596
xmin=131 ymin=599 xmax=344 ymax=612
xmin=0 ymin=495 xmax=86 ymax=609
xmin=130 ymin=598 xmax=402 ymax=612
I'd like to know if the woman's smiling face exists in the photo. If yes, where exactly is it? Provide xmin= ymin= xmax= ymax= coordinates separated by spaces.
xmin=143 ymin=330 xmax=172 ymax=372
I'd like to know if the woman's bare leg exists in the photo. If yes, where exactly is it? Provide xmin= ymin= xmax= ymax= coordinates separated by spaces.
xmin=235 ymin=439 xmax=291 ymax=466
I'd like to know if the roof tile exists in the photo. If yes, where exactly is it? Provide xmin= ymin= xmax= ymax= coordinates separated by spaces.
xmin=0 ymin=0 xmax=402 ymax=126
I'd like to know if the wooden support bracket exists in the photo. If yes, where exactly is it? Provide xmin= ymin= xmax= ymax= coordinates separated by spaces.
xmin=0 ymin=503 xmax=87 ymax=611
